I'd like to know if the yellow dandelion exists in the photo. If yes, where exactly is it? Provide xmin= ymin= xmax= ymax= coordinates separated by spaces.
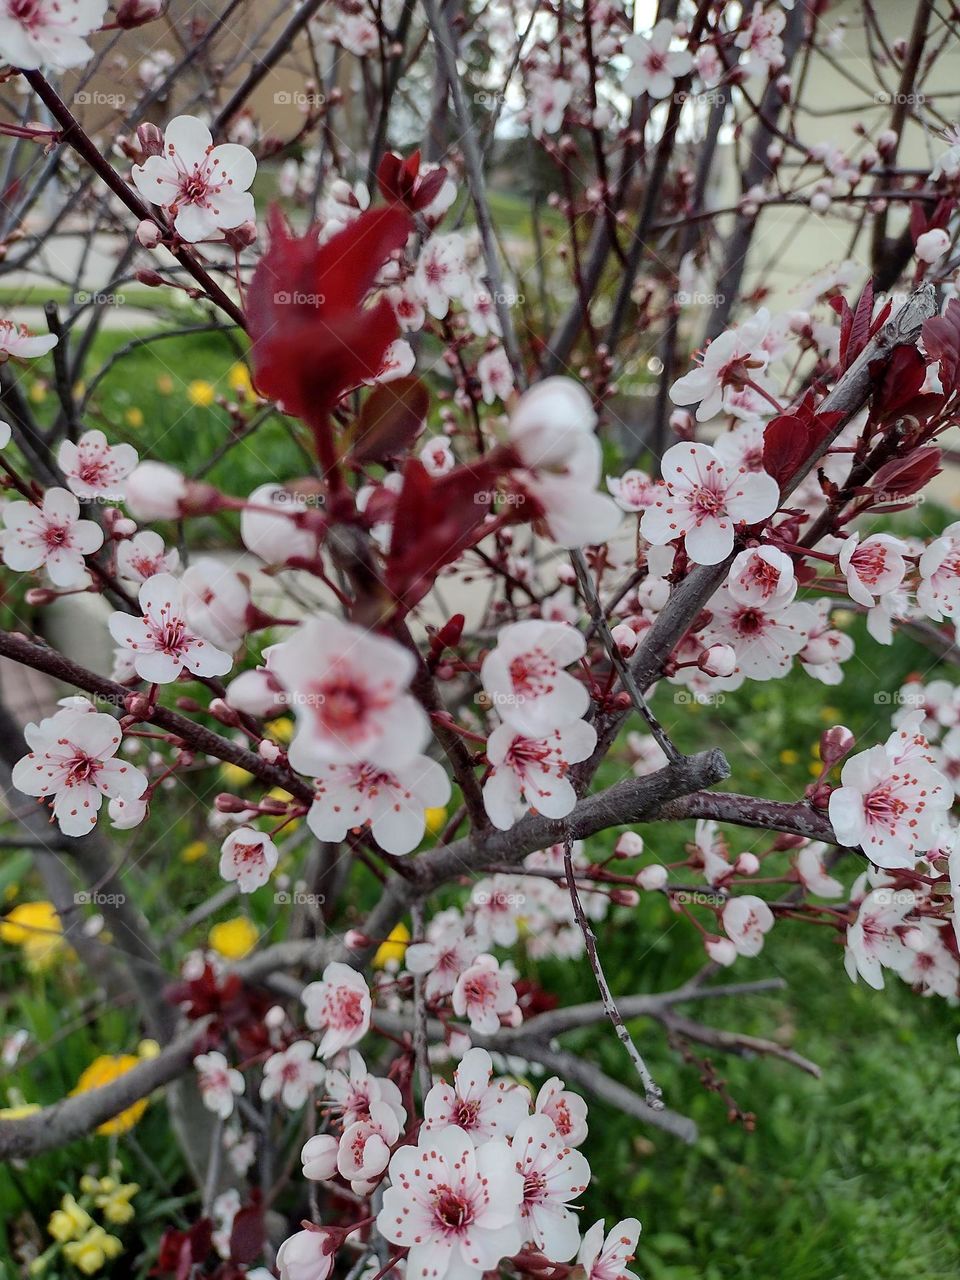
xmin=187 ymin=379 xmax=216 ymax=408
xmin=71 ymin=1053 xmax=148 ymax=1135
xmin=373 ymin=922 xmax=411 ymax=971
xmin=124 ymin=407 xmax=144 ymax=428
xmin=28 ymin=381 xmax=47 ymax=404
xmin=208 ymin=916 xmax=259 ymax=959
xmin=181 ymin=839 xmax=208 ymax=864
xmin=0 ymin=900 xmax=67 ymax=970
xmin=227 ymin=362 xmax=253 ymax=397
xmin=809 ymin=762 xmax=822 ymax=778
xmin=220 ymin=761 xmax=253 ymax=788
xmin=423 ymin=806 xmax=448 ymax=836
xmin=265 ymin=717 xmax=294 ymax=744
xmin=820 ymin=706 xmax=841 ymax=722
xmin=778 ymin=749 xmax=799 ymax=766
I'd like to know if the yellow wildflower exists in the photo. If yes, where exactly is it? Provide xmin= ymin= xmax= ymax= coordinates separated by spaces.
xmin=71 ymin=1054 xmax=147 ymax=1135
xmin=156 ymin=373 xmax=174 ymax=395
xmin=181 ymin=839 xmax=208 ymax=864
xmin=124 ymin=407 xmax=144 ymax=428
xmin=778 ymin=749 xmax=799 ymax=766
xmin=63 ymin=1225 xmax=123 ymax=1275
xmin=374 ymin=922 xmax=411 ymax=971
xmin=265 ymin=717 xmax=294 ymax=743
xmin=48 ymin=1193 xmax=93 ymax=1243
xmin=220 ymin=761 xmax=253 ymax=788
xmin=94 ymin=1178 xmax=140 ymax=1225
xmin=187 ymin=379 xmax=216 ymax=407
xmin=208 ymin=916 xmax=259 ymax=959
xmin=228 ymin=362 xmax=253 ymax=397
xmin=28 ymin=381 xmax=47 ymax=404
xmin=0 ymin=900 xmax=67 ymax=970
xmin=423 ymin=806 xmax=448 ymax=836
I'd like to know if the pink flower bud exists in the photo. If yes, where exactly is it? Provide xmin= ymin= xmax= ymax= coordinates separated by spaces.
xmin=124 ymin=461 xmax=186 ymax=519
xmin=705 ymin=936 xmax=738 ymax=967
xmin=136 ymin=220 xmax=162 ymax=248
xmin=698 ymin=644 xmax=736 ymax=677
xmin=301 ymin=1133 xmax=339 ymax=1182
xmin=209 ymin=698 xmax=241 ymax=727
xmin=224 ymin=221 xmax=258 ymax=250
xmin=117 ymin=0 xmax=162 ymax=27
xmin=637 ymin=863 xmax=668 ymax=891
xmin=343 ymin=929 xmax=368 ymax=950
xmin=136 ymin=122 xmax=163 ymax=157
xmin=215 ymin=792 xmax=252 ymax=813
xmin=24 ymin=587 xmax=58 ymax=605
xmin=916 ymin=228 xmax=950 ymax=264
xmin=820 ymin=724 xmax=855 ymax=767
xmin=615 ymin=831 xmax=645 ymax=857
xmin=611 ymin=623 xmax=638 ymax=655
xmin=735 ymin=852 xmax=760 ymax=875
xmin=259 ymin=739 xmax=281 ymax=763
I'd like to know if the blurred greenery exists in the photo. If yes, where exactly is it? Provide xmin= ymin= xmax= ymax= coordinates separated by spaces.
xmin=1 ymin=334 xmax=958 ymax=1278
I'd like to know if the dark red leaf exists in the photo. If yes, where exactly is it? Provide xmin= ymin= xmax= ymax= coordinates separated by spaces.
xmin=349 ymin=377 xmax=430 ymax=463
xmin=229 ymin=1195 xmax=265 ymax=1265
xmin=873 ymin=344 xmax=928 ymax=420
xmin=762 ymin=394 xmax=842 ymax=488
xmin=923 ymin=298 xmax=960 ymax=392
xmin=871 ymin=446 xmax=942 ymax=498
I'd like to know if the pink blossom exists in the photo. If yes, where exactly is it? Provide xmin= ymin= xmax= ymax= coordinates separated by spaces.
xmin=424 ymin=1046 xmax=530 ymax=1142
xmin=799 ymin=598 xmax=854 ymax=684
xmin=240 ymin=482 xmax=320 ymax=565
xmin=269 ymin=615 xmax=428 ymax=773
xmin=276 ymin=1228 xmax=337 ymax=1280
xmin=405 ymin=909 xmax=483 ymax=1000
xmin=2 ymin=486 xmax=103 ymax=586
xmin=704 ymin=584 xmax=816 ymax=681
xmin=483 ymin=720 xmax=597 ymax=830
xmin=577 ymin=1217 xmax=642 ymax=1280
xmin=727 ymin=545 xmax=796 ymax=607
xmin=844 ymin=885 xmax=917 ymax=989
xmin=622 ymin=19 xmax=692 ymax=100
xmin=795 ymin=842 xmax=844 ymax=898
xmin=736 ymin=3 xmax=786 ymax=76
xmin=0 ymin=0 xmax=107 ymax=70
xmin=323 ymin=1048 xmax=406 ymax=1129
xmin=451 ymin=954 xmax=518 ymax=1035
xmin=641 ymin=443 xmax=779 ymax=565
xmin=303 ymin=962 xmax=372 ymax=1058
xmin=534 ymin=1076 xmax=588 ymax=1147
xmin=12 ymin=706 xmax=147 ymax=837
xmin=669 ymin=309 xmax=773 ymax=422
xmin=306 ymin=755 xmax=450 ymax=855
xmin=108 ymin=573 xmax=233 ymax=683
xmin=376 ymin=1125 xmax=524 ymax=1280
xmin=300 ymin=1133 xmax=339 ymax=1181
xmin=512 ymin=1112 xmax=590 ymax=1261
xmin=124 ymin=461 xmax=186 ymax=520
xmin=116 ymin=530 xmax=179 ymax=582
xmin=480 ymin=619 xmax=588 ymax=736
xmin=260 ymin=1041 xmax=324 ymax=1110
xmin=527 ymin=75 xmax=572 ymax=137
xmin=58 ymin=430 xmax=138 ymax=501
xmin=132 ymin=115 xmax=257 ymax=243
xmin=420 ymin=437 xmax=455 ymax=476
xmin=477 ymin=347 xmax=514 ymax=404
xmin=838 ymin=532 xmax=908 ymax=608
xmin=917 ymin=522 xmax=960 ymax=620
xmin=414 ymin=232 xmax=469 ymax=319
xmin=181 ymin=558 xmax=251 ymax=651
xmin=195 ymin=1050 xmax=245 ymax=1118
xmin=606 ymin=468 xmax=656 ymax=512
xmin=219 ymin=827 xmax=279 ymax=893
xmin=721 ymin=894 xmax=775 ymax=957
xmin=337 ymin=1097 xmax=401 ymax=1187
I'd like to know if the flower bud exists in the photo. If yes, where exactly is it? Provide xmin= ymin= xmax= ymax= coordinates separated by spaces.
xmin=820 ymin=724 xmax=855 ymax=767
xmin=301 ymin=1133 xmax=339 ymax=1182
xmin=343 ymin=929 xmax=369 ymax=950
xmin=698 ymin=644 xmax=736 ymax=677
xmin=611 ymin=622 xmax=638 ymax=655
xmin=215 ymin=792 xmax=253 ymax=813
xmin=705 ymin=936 xmax=737 ymax=966
xmin=136 ymin=122 xmax=163 ymax=157
xmin=916 ymin=228 xmax=950 ymax=264
xmin=223 ymin=221 xmax=258 ymax=250
xmin=136 ymin=219 xmax=162 ymax=248
xmin=615 ymin=831 xmax=644 ymax=857
xmin=735 ymin=852 xmax=760 ymax=875
xmin=259 ymin=739 xmax=281 ymax=763
xmin=124 ymin=461 xmax=186 ymax=519
xmin=117 ymin=0 xmax=162 ymax=26
xmin=637 ymin=863 xmax=668 ymax=891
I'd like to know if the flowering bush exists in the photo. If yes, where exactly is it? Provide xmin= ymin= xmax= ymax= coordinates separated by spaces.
xmin=0 ymin=0 xmax=960 ymax=1275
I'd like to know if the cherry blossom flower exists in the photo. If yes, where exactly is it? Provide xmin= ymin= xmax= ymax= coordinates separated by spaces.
xmin=108 ymin=792 xmax=148 ymax=830
xmin=240 ymin=482 xmax=320 ymax=565
xmin=798 ymin=598 xmax=854 ymax=685
xmin=917 ymin=522 xmax=960 ymax=620
xmin=194 ymin=1050 xmax=245 ymax=1118
xmin=376 ymin=1125 xmax=523 ymax=1280
xmin=181 ymin=558 xmax=251 ymax=651
xmin=108 ymin=573 xmax=233 ymax=683
xmin=260 ymin=1041 xmax=325 ymax=1110
xmin=480 ymin=620 xmax=588 ymax=736
xmin=116 ymin=530 xmax=179 ymax=582
xmin=0 ymin=0 xmax=107 ymax=70
xmin=844 ymin=885 xmax=917 ymax=989
xmin=414 ymin=232 xmax=470 ymax=318
xmin=577 ymin=1217 xmax=642 ymax=1280
xmin=512 ymin=1112 xmax=590 ymax=1261
xmin=527 ymin=74 xmax=572 ymax=138
xmin=477 ymin=347 xmax=514 ymax=404
xmin=829 ymin=724 xmax=951 ymax=869
xmin=269 ymin=615 xmax=428 ymax=773
xmin=534 ymin=1076 xmax=588 ymax=1147
xmin=276 ymin=1228 xmax=337 ymax=1280
xmin=837 ymin=533 xmax=908 ymax=608
xmin=889 ymin=918 xmax=958 ymax=997
xmin=507 ymin=378 xmax=621 ymax=549
xmin=303 ymin=962 xmax=372 ymax=1058
xmin=323 ymin=1049 xmax=406 ymax=1129
xmin=369 ymin=338 xmax=415 ymax=384
xmin=337 ymin=1097 xmax=402 ymax=1187
xmin=736 ymin=2 xmax=786 ymax=76
xmin=12 ymin=706 xmax=148 ymax=837
xmin=57 ymin=430 xmax=138 ymax=502
xmin=404 ymin=909 xmax=483 ymax=1000
xmin=606 ymin=468 xmax=656 ymax=512
xmin=721 ymin=894 xmax=775 ymax=957
xmin=641 ymin=443 xmax=779 ymax=565
xmin=301 ymin=1133 xmax=339 ymax=1182
xmin=420 ymin=437 xmax=455 ymax=476
xmin=795 ymin=842 xmax=844 ymax=898
xmin=424 ymin=1047 xmax=530 ymax=1142
xmin=482 ymin=720 xmax=598 ymax=830
xmin=670 ymin=309 xmax=773 ymax=422
xmin=2 ymin=486 xmax=103 ymax=586
xmin=132 ymin=115 xmax=257 ymax=243
xmin=387 ymin=281 xmax=426 ymax=333
xmin=451 ymin=954 xmax=518 ymax=1034
xmin=704 ymin=584 xmax=816 ymax=681
xmin=622 ymin=19 xmax=692 ymax=100
xmin=306 ymin=755 xmax=451 ymax=855
xmin=219 ymin=827 xmax=279 ymax=893
xmin=727 ymin=545 xmax=796 ymax=607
